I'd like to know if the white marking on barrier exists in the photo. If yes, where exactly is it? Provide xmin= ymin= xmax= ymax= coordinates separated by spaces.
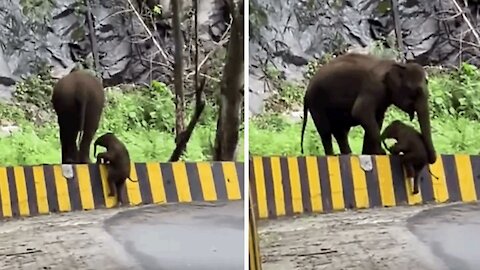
xmin=359 ymin=155 xmax=373 ymax=171
xmin=61 ymin=164 xmax=74 ymax=179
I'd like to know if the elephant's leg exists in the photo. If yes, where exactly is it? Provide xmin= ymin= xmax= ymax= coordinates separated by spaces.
xmin=332 ymin=127 xmax=352 ymax=154
xmin=412 ymin=173 xmax=420 ymax=194
xmin=117 ymin=181 xmax=126 ymax=206
xmin=78 ymin=106 xmax=103 ymax=164
xmin=310 ymin=110 xmax=334 ymax=155
xmin=107 ymin=177 xmax=116 ymax=197
xmin=58 ymin=115 xmax=78 ymax=164
xmin=359 ymin=118 xmax=385 ymax=155
xmin=78 ymin=131 xmax=94 ymax=164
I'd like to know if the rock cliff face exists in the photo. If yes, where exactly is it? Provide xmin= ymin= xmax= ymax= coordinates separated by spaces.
xmin=249 ymin=0 xmax=480 ymax=115
xmin=0 ymin=0 xmax=229 ymax=100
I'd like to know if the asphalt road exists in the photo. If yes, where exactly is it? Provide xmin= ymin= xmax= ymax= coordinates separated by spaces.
xmin=104 ymin=201 xmax=245 ymax=270
xmin=407 ymin=203 xmax=480 ymax=270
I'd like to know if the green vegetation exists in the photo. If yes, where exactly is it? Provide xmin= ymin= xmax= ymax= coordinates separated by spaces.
xmin=250 ymin=61 xmax=480 ymax=156
xmin=0 ymin=70 xmax=244 ymax=166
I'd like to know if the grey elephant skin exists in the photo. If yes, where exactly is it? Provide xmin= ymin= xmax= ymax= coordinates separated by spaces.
xmin=51 ymin=70 xmax=105 ymax=164
xmin=300 ymin=53 xmax=436 ymax=165
xmin=94 ymin=132 xmax=136 ymax=206
xmin=381 ymin=120 xmax=431 ymax=194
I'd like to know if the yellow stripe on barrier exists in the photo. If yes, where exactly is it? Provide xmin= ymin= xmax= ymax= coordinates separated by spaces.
xmin=172 ymin=162 xmax=192 ymax=203
xmin=455 ymin=155 xmax=477 ymax=202
xmin=13 ymin=166 xmax=29 ymax=216
xmin=126 ymin=163 xmax=142 ymax=205
xmin=223 ymin=162 xmax=242 ymax=200
xmin=197 ymin=162 xmax=217 ymax=201
xmin=430 ymin=155 xmax=448 ymax=203
xmin=350 ymin=156 xmax=369 ymax=209
xmin=271 ymin=157 xmax=286 ymax=216
xmin=375 ymin=156 xmax=396 ymax=207
xmin=305 ymin=156 xmax=323 ymax=212
xmin=146 ymin=163 xmax=167 ymax=204
xmin=287 ymin=157 xmax=303 ymax=214
xmin=0 ymin=167 xmax=11 ymax=217
xmin=32 ymin=166 xmax=49 ymax=214
xmin=327 ymin=156 xmax=344 ymax=211
xmin=76 ymin=165 xmax=95 ymax=210
xmin=53 ymin=166 xmax=71 ymax=212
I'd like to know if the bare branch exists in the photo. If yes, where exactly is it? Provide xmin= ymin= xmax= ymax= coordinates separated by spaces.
xmin=450 ymin=0 xmax=480 ymax=44
xmin=126 ymin=0 xmax=169 ymax=61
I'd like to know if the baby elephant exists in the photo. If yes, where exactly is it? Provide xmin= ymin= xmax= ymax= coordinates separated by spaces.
xmin=381 ymin=120 xmax=438 ymax=195
xmin=94 ymin=132 xmax=137 ymax=205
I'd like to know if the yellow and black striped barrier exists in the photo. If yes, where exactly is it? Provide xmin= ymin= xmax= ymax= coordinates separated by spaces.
xmin=249 ymin=187 xmax=262 ymax=270
xmin=0 ymin=161 xmax=244 ymax=218
xmin=249 ymin=155 xmax=480 ymax=219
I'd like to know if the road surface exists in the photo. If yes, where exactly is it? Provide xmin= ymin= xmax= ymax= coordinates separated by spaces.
xmin=105 ymin=201 xmax=244 ymax=270
xmin=408 ymin=203 xmax=480 ymax=270
xmin=258 ymin=203 xmax=480 ymax=270
xmin=0 ymin=201 xmax=244 ymax=270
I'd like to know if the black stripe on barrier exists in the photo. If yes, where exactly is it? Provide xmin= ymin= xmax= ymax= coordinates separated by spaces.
xmin=389 ymin=156 xmax=408 ymax=206
xmin=6 ymin=167 xmax=18 ymax=216
xmin=339 ymin=155 xmax=355 ymax=209
xmin=185 ymin=163 xmax=204 ymax=202
xmin=67 ymin=167 xmax=82 ymax=211
xmin=160 ymin=163 xmax=179 ymax=202
xmin=24 ymin=166 xmax=38 ymax=216
xmin=442 ymin=155 xmax=460 ymax=202
xmin=135 ymin=163 xmax=153 ymax=204
xmin=317 ymin=157 xmax=332 ymax=212
xmin=420 ymin=165 xmax=434 ymax=203
xmin=212 ymin=162 xmax=227 ymax=201
xmin=237 ymin=162 xmax=245 ymax=196
xmin=365 ymin=158 xmax=382 ymax=207
xmin=279 ymin=157 xmax=294 ymax=217
xmin=470 ymin=155 xmax=480 ymax=199
xmin=43 ymin=166 xmax=58 ymax=213
xmin=297 ymin=157 xmax=312 ymax=213
xmin=262 ymin=157 xmax=276 ymax=218
xmin=88 ymin=164 xmax=106 ymax=208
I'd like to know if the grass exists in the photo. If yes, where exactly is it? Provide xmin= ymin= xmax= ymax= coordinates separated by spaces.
xmin=0 ymin=74 xmax=244 ymax=166
xmin=249 ymin=62 xmax=480 ymax=157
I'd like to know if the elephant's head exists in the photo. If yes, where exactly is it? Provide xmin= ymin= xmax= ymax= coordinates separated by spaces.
xmin=380 ymin=120 xmax=403 ymax=140
xmin=380 ymin=120 xmax=403 ymax=152
xmin=383 ymin=62 xmax=437 ymax=164
xmin=93 ymin=132 xmax=116 ymax=156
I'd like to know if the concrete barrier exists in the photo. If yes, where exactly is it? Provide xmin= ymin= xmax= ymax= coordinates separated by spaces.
xmin=249 ymin=187 xmax=262 ymax=270
xmin=249 ymin=155 xmax=480 ymax=219
xmin=0 ymin=161 xmax=244 ymax=218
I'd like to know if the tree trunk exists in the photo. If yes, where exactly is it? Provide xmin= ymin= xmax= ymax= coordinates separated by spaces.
xmin=213 ymin=0 xmax=244 ymax=161
xmin=84 ymin=0 xmax=101 ymax=75
xmin=172 ymin=0 xmax=185 ymax=140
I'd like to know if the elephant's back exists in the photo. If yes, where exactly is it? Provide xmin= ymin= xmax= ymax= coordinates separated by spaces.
xmin=52 ymin=70 xmax=105 ymax=108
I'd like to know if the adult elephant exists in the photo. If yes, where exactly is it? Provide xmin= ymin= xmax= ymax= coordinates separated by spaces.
xmin=51 ymin=70 xmax=105 ymax=164
xmin=300 ymin=53 xmax=437 ymax=164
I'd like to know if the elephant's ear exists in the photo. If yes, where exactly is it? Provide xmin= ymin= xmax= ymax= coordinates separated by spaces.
xmin=384 ymin=64 xmax=404 ymax=98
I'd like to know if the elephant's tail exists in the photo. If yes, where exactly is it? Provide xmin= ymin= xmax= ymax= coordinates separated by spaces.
xmin=427 ymin=167 xmax=439 ymax=180
xmin=127 ymin=176 xmax=139 ymax=182
xmin=76 ymin=92 xmax=88 ymax=148
xmin=300 ymin=96 xmax=308 ymax=155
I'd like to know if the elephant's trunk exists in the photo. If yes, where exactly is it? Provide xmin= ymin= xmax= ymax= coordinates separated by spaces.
xmin=94 ymin=143 xmax=98 ymax=157
xmin=415 ymin=98 xmax=437 ymax=164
